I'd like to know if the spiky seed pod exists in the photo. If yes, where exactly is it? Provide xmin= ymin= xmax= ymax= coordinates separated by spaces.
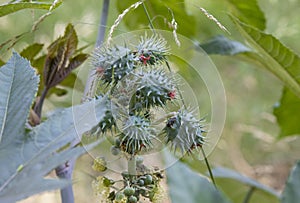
xmin=92 ymin=45 xmax=137 ymax=85
xmin=136 ymin=35 xmax=170 ymax=66
xmin=92 ymin=35 xmax=170 ymax=86
xmin=129 ymin=69 xmax=176 ymax=114
xmin=97 ymin=98 xmax=116 ymax=133
xmin=163 ymin=110 xmax=206 ymax=154
xmin=119 ymin=115 xmax=156 ymax=155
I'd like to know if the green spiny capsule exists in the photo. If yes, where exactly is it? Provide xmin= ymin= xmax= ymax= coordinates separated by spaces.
xmin=129 ymin=69 xmax=176 ymax=114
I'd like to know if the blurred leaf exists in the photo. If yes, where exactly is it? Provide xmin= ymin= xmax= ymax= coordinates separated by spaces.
xmin=274 ymin=88 xmax=300 ymax=138
xmin=281 ymin=161 xmax=300 ymax=203
xmin=231 ymin=16 xmax=300 ymax=97
xmin=0 ymin=58 xmax=4 ymax=66
xmin=20 ymin=43 xmax=43 ymax=61
xmin=116 ymin=0 xmax=196 ymax=38
xmin=225 ymin=0 xmax=266 ymax=30
xmin=31 ymin=54 xmax=46 ymax=73
xmin=197 ymin=35 xmax=251 ymax=55
xmin=0 ymin=2 xmax=54 ymax=17
xmin=48 ymin=86 xmax=68 ymax=97
xmin=0 ymin=52 xmax=108 ymax=202
xmin=165 ymin=152 xmax=231 ymax=203
xmin=212 ymin=167 xmax=280 ymax=198
xmin=60 ymin=72 xmax=84 ymax=92
xmin=0 ymin=52 xmax=39 ymax=144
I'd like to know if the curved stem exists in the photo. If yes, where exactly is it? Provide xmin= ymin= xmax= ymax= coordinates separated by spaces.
xmin=142 ymin=1 xmax=156 ymax=33
xmin=33 ymin=87 xmax=48 ymax=119
xmin=243 ymin=187 xmax=255 ymax=203
xmin=200 ymin=147 xmax=216 ymax=187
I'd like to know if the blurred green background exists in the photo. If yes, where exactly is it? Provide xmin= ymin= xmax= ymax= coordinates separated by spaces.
xmin=1 ymin=0 xmax=300 ymax=202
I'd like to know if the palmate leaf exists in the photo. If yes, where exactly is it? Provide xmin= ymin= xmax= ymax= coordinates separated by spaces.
xmin=165 ymin=152 xmax=231 ymax=203
xmin=0 ymin=1 xmax=62 ymax=17
xmin=281 ymin=161 xmax=300 ymax=203
xmin=0 ymin=52 xmax=39 ymax=144
xmin=0 ymin=52 xmax=108 ymax=202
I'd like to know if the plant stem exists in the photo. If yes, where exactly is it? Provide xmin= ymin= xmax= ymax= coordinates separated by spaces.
xmin=200 ymin=147 xmax=216 ymax=187
xmin=96 ymin=0 xmax=110 ymax=47
xmin=243 ymin=187 xmax=255 ymax=203
xmin=57 ymin=1 xmax=110 ymax=203
xmin=83 ymin=0 xmax=110 ymax=101
xmin=128 ymin=156 xmax=137 ymax=176
xmin=55 ymin=161 xmax=75 ymax=203
xmin=142 ymin=1 xmax=156 ymax=33
xmin=33 ymin=87 xmax=48 ymax=119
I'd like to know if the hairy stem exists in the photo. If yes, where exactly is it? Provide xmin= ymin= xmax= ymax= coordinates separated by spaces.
xmin=57 ymin=1 xmax=110 ymax=203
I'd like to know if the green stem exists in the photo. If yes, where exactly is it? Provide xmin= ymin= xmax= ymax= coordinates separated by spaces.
xmin=200 ymin=147 xmax=216 ymax=187
xmin=243 ymin=187 xmax=255 ymax=203
xmin=142 ymin=1 xmax=156 ymax=33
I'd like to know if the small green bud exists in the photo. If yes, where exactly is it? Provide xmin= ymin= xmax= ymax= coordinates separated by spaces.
xmin=115 ymin=192 xmax=125 ymax=201
xmin=128 ymin=195 xmax=137 ymax=203
xmin=144 ymin=174 xmax=153 ymax=185
xmin=124 ymin=187 xmax=135 ymax=196
xmin=138 ymin=179 xmax=145 ymax=186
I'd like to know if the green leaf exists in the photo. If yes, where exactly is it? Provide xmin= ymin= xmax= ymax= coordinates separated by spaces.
xmin=225 ymin=0 xmax=266 ymax=30
xmin=116 ymin=0 xmax=196 ymax=38
xmin=197 ymin=35 xmax=251 ymax=55
xmin=20 ymin=43 xmax=44 ymax=61
xmin=0 ymin=2 xmax=54 ymax=17
xmin=165 ymin=152 xmax=231 ymax=203
xmin=0 ymin=52 xmax=108 ymax=202
xmin=0 ymin=52 xmax=39 ymax=144
xmin=274 ymin=88 xmax=300 ymax=138
xmin=281 ymin=161 xmax=300 ymax=203
xmin=231 ymin=16 xmax=300 ymax=97
xmin=212 ymin=167 xmax=280 ymax=198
